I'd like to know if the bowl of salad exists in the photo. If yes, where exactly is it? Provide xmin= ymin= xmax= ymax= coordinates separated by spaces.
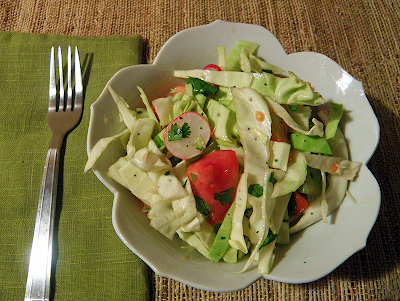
xmin=85 ymin=20 xmax=380 ymax=292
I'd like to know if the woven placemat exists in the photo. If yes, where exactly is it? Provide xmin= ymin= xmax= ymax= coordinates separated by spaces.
xmin=2 ymin=0 xmax=400 ymax=300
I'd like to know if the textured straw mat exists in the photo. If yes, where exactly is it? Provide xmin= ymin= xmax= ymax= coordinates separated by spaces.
xmin=1 ymin=0 xmax=400 ymax=300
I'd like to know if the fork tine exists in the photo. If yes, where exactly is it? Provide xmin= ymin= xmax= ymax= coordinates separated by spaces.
xmin=66 ymin=46 xmax=73 ymax=110
xmin=74 ymin=46 xmax=83 ymax=110
xmin=57 ymin=46 xmax=64 ymax=111
xmin=48 ymin=46 xmax=57 ymax=111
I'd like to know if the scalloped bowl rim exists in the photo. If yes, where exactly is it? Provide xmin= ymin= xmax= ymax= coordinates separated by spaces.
xmin=87 ymin=20 xmax=381 ymax=292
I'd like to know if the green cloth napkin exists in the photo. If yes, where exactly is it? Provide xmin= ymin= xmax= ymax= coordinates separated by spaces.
xmin=0 ymin=31 xmax=150 ymax=300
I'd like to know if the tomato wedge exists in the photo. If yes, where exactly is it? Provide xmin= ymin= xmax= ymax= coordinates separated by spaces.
xmin=171 ymin=85 xmax=186 ymax=96
xmin=187 ymin=150 xmax=239 ymax=225
xmin=292 ymin=192 xmax=308 ymax=217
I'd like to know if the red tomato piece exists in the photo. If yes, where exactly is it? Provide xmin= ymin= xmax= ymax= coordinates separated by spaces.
xmin=330 ymin=163 xmax=339 ymax=174
xmin=171 ymin=85 xmax=186 ymax=96
xmin=187 ymin=150 xmax=239 ymax=225
xmin=204 ymin=64 xmax=222 ymax=71
xmin=293 ymin=192 xmax=308 ymax=217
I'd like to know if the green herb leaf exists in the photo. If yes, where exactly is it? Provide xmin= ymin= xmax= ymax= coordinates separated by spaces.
xmin=248 ymin=184 xmax=263 ymax=197
xmin=165 ymin=171 xmax=170 ymax=176
xmin=186 ymin=77 xmax=219 ymax=96
xmin=153 ymin=135 xmax=165 ymax=148
xmin=244 ymin=208 xmax=253 ymax=219
xmin=259 ymin=229 xmax=278 ymax=250
xmin=191 ymin=173 xmax=197 ymax=181
xmin=268 ymin=172 xmax=277 ymax=186
xmin=262 ymin=69 xmax=273 ymax=74
xmin=167 ymin=122 xmax=191 ymax=141
xmin=195 ymin=196 xmax=211 ymax=219
xmin=183 ymin=179 xmax=188 ymax=188
xmin=213 ymin=187 xmax=234 ymax=206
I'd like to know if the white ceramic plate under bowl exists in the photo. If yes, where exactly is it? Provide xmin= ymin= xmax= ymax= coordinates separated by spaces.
xmin=86 ymin=20 xmax=381 ymax=292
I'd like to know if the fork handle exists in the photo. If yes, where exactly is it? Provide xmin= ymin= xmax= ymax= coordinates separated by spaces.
xmin=25 ymin=147 xmax=60 ymax=301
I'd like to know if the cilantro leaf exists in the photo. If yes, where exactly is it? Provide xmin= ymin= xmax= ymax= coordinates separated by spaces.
xmin=167 ymin=122 xmax=191 ymax=141
xmin=195 ymin=196 xmax=211 ymax=219
xmin=262 ymin=69 xmax=273 ymax=74
xmin=248 ymin=184 xmax=263 ymax=197
xmin=186 ymin=77 xmax=218 ymax=96
xmin=153 ymin=135 xmax=164 ymax=148
xmin=259 ymin=229 xmax=278 ymax=250
xmin=213 ymin=187 xmax=234 ymax=206
xmin=268 ymin=172 xmax=277 ymax=186
xmin=244 ymin=208 xmax=253 ymax=219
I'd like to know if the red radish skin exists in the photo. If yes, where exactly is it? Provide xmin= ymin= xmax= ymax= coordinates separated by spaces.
xmin=203 ymin=64 xmax=222 ymax=71
xmin=203 ymin=64 xmax=221 ymax=87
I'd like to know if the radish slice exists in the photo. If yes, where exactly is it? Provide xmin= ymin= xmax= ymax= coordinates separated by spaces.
xmin=164 ymin=112 xmax=211 ymax=160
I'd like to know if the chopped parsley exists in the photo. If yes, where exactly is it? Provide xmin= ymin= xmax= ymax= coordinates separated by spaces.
xmin=186 ymin=77 xmax=218 ymax=96
xmin=153 ymin=135 xmax=165 ymax=148
xmin=165 ymin=171 xmax=170 ymax=176
xmin=244 ymin=208 xmax=253 ymax=219
xmin=268 ymin=172 xmax=277 ymax=186
xmin=183 ymin=179 xmax=188 ymax=188
xmin=248 ymin=183 xmax=263 ymax=197
xmin=259 ymin=229 xmax=278 ymax=250
xmin=262 ymin=69 xmax=273 ymax=74
xmin=167 ymin=122 xmax=191 ymax=141
xmin=191 ymin=173 xmax=197 ymax=181
xmin=213 ymin=187 xmax=234 ymax=205
xmin=195 ymin=196 xmax=211 ymax=219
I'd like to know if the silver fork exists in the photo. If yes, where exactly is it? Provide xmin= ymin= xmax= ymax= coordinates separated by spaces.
xmin=24 ymin=46 xmax=83 ymax=301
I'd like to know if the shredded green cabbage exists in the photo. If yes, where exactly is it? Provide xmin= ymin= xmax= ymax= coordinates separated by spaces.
xmin=85 ymin=41 xmax=363 ymax=275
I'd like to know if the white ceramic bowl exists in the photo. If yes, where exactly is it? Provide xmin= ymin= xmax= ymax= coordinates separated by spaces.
xmin=86 ymin=20 xmax=381 ymax=292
